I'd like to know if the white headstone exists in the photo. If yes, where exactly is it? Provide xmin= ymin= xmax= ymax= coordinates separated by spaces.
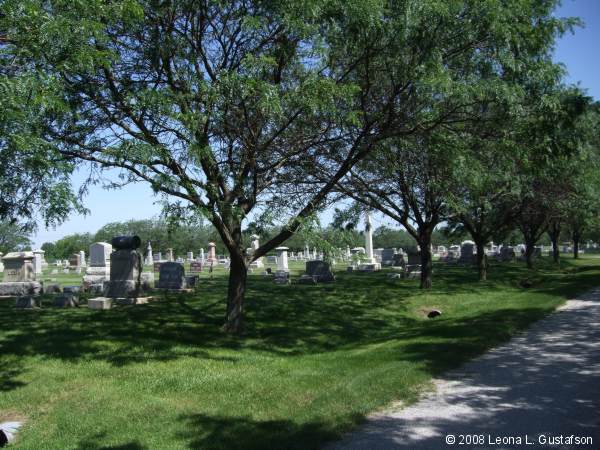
xmin=166 ymin=248 xmax=174 ymax=262
xmin=275 ymin=247 xmax=289 ymax=273
xmin=79 ymin=250 xmax=86 ymax=267
xmin=145 ymin=242 xmax=153 ymax=266
xmin=32 ymin=252 xmax=43 ymax=275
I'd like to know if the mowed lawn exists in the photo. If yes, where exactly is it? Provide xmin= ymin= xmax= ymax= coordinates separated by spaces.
xmin=1 ymin=256 xmax=599 ymax=449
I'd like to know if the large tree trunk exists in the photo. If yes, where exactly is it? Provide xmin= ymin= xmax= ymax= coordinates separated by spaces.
xmin=475 ymin=240 xmax=487 ymax=281
xmin=419 ymin=232 xmax=433 ymax=289
xmin=524 ymin=240 xmax=535 ymax=269
xmin=548 ymin=222 xmax=560 ymax=265
xmin=573 ymin=231 xmax=581 ymax=259
xmin=222 ymin=251 xmax=248 ymax=334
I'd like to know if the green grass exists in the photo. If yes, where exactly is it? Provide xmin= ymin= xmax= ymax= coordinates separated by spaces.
xmin=1 ymin=256 xmax=599 ymax=449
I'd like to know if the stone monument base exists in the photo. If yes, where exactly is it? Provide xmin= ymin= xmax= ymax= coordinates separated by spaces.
xmin=0 ymin=282 xmax=42 ymax=296
xmin=88 ymin=297 xmax=112 ymax=310
xmin=358 ymin=262 xmax=381 ymax=272
xmin=103 ymin=280 xmax=140 ymax=298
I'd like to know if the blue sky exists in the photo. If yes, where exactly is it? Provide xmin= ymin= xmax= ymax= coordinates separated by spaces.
xmin=30 ymin=0 xmax=600 ymax=247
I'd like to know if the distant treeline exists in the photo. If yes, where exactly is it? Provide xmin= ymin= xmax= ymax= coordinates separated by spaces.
xmin=37 ymin=218 xmax=570 ymax=261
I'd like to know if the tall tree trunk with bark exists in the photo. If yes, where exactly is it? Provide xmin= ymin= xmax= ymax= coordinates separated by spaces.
xmin=573 ymin=231 xmax=581 ymax=259
xmin=418 ymin=231 xmax=433 ymax=289
xmin=548 ymin=222 xmax=561 ymax=265
xmin=475 ymin=239 xmax=488 ymax=281
xmin=524 ymin=239 xmax=535 ymax=269
xmin=223 ymin=250 xmax=248 ymax=334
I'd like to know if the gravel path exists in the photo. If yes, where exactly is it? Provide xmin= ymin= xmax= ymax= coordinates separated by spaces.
xmin=328 ymin=288 xmax=600 ymax=450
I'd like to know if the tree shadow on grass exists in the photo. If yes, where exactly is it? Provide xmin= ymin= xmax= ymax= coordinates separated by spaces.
xmin=177 ymin=413 xmax=346 ymax=450
xmin=75 ymin=432 xmax=147 ymax=450
xmin=0 ymin=260 xmax=598 ymax=392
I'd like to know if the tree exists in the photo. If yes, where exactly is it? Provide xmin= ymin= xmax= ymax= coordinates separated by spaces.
xmin=0 ymin=220 xmax=32 ymax=254
xmin=3 ymin=0 xmax=485 ymax=333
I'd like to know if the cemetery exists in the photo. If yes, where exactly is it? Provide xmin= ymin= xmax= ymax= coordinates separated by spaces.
xmin=1 ymin=1 xmax=599 ymax=449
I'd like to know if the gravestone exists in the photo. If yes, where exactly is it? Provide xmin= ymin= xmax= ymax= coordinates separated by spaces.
xmin=0 ymin=252 xmax=41 ymax=296
xmin=207 ymin=242 xmax=217 ymax=262
xmin=458 ymin=241 xmax=476 ymax=264
xmin=300 ymin=260 xmax=335 ymax=283
xmin=69 ymin=253 xmax=81 ymax=269
xmin=189 ymin=261 xmax=203 ymax=273
xmin=166 ymin=248 xmax=174 ymax=262
xmin=498 ymin=246 xmax=515 ymax=261
xmin=32 ymin=251 xmax=43 ymax=275
xmin=185 ymin=275 xmax=199 ymax=288
xmin=275 ymin=247 xmax=289 ymax=273
xmin=153 ymin=262 xmax=162 ymax=272
xmin=381 ymin=248 xmax=396 ymax=266
xmin=79 ymin=250 xmax=86 ymax=267
xmin=103 ymin=236 xmax=143 ymax=298
xmin=54 ymin=294 xmax=79 ymax=308
xmin=156 ymin=262 xmax=186 ymax=290
xmin=16 ymin=296 xmax=39 ymax=309
xmin=83 ymin=242 xmax=112 ymax=287
xmin=145 ymin=241 xmax=153 ymax=266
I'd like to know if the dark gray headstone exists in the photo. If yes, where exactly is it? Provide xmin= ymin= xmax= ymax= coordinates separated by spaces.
xmin=16 ymin=296 xmax=38 ymax=309
xmin=104 ymin=249 xmax=142 ymax=298
xmin=63 ymin=285 xmax=81 ymax=294
xmin=305 ymin=260 xmax=335 ymax=282
xmin=157 ymin=262 xmax=186 ymax=290
xmin=54 ymin=294 xmax=79 ymax=308
xmin=392 ymin=253 xmax=406 ymax=267
xmin=407 ymin=253 xmax=421 ymax=266
xmin=185 ymin=275 xmax=198 ymax=288
xmin=381 ymin=248 xmax=396 ymax=265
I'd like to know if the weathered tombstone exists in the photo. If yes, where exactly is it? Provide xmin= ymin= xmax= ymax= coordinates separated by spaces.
xmin=458 ymin=241 xmax=476 ymax=264
xmin=153 ymin=261 xmax=162 ymax=272
xmin=249 ymin=234 xmax=264 ymax=268
xmin=300 ymin=260 xmax=335 ymax=283
xmin=16 ymin=296 xmax=39 ymax=309
xmin=207 ymin=242 xmax=217 ymax=262
xmin=83 ymin=242 xmax=112 ymax=287
xmin=79 ymin=250 xmax=87 ymax=267
xmin=145 ymin=242 xmax=153 ymax=266
xmin=88 ymin=297 xmax=112 ymax=310
xmin=0 ymin=252 xmax=42 ymax=296
xmin=187 ymin=251 xmax=194 ymax=261
xmin=103 ymin=236 xmax=143 ymax=298
xmin=381 ymin=248 xmax=396 ymax=266
xmin=166 ymin=248 xmax=174 ymax=262
xmin=185 ymin=275 xmax=199 ymax=288
xmin=275 ymin=247 xmax=289 ymax=273
xmin=63 ymin=285 xmax=81 ymax=294
xmin=32 ymin=251 xmax=43 ymax=275
xmin=69 ymin=253 xmax=81 ymax=269
xmin=54 ymin=294 xmax=79 ymax=308
xmin=156 ymin=262 xmax=186 ymax=290
xmin=392 ymin=253 xmax=406 ymax=268
xmin=189 ymin=261 xmax=203 ymax=273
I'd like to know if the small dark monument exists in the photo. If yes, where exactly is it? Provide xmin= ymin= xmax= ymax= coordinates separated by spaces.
xmin=103 ymin=236 xmax=143 ymax=298
xmin=157 ymin=262 xmax=187 ymax=290
xmin=381 ymin=248 xmax=396 ymax=266
xmin=185 ymin=275 xmax=199 ymax=288
xmin=63 ymin=285 xmax=81 ymax=294
xmin=54 ymin=294 xmax=79 ymax=308
xmin=298 ymin=260 xmax=335 ymax=284
xmin=15 ymin=296 xmax=39 ymax=309
xmin=392 ymin=253 xmax=406 ymax=268
xmin=189 ymin=261 xmax=203 ymax=273
xmin=273 ymin=271 xmax=290 ymax=285
xmin=153 ymin=262 xmax=162 ymax=272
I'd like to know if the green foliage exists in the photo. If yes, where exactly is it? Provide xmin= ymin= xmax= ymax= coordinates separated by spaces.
xmin=0 ymin=220 xmax=32 ymax=253
xmin=41 ymin=233 xmax=94 ymax=261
